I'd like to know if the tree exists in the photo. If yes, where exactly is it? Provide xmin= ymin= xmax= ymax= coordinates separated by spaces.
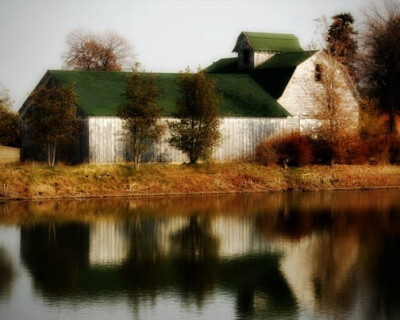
xmin=27 ymin=86 xmax=80 ymax=166
xmin=169 ymin=69 xmax=221 ymax=164
xmin=311 ymin=53 xmax=357 ymax=165
xmin=63 ymin=29 xmax=134 ymax=71
xmin=326 ymin=12 xmax=358 ymax=79
xmin=361 ymin=0 xmax=400 ymax=134
xmin=117 ymin=67 xmax=165 ymax=169
xmin=0 ymin=86 xmax=19 ymax=147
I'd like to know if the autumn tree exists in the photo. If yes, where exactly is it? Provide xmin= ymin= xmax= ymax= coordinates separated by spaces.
xmin=27 ymin=86 xmax=80 ymax=166
xmin=326 ymin=12 xmax=358 ymax=79
xmin=63 ymin=29 xmax=134 ymax=71
xmin=0 ymin=86 xmax=19 ymax=147
xmin=361 ymin=0 xmax=400 ymax=134
xmin=310 ymin=53 xmax=358 ymax=165
xmin=117 ymin=67 xmax=165 ymax=169
xmin=169 ymin=69 xmax=221 ymax=164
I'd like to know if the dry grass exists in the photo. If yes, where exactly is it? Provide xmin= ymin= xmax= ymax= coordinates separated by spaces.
xmin=0 ymin=162 xmax=399 ymax=200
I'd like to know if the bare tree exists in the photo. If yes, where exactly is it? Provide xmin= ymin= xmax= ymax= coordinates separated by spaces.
xmin=360 ymin=0 xmax=400 ymax=134
xmin=63 ymin=29 xmax=134 ymax=71
xmin=310 ymin=53 xmax=358 ymax=165
xmin=307 ymin=17 xmax=360 ymax=164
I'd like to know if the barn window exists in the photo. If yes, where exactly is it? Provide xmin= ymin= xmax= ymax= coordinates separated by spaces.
xmin=315 ymin=64 xmax=322 ymax=81
xmin=243 ymin=49 xmax=250 ymax=65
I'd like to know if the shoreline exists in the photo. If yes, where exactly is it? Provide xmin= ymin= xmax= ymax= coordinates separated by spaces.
xmin=2 ymin=186 xmax=400 ymax=202
xmin=1 ymin=162 xmax=400 ymax=201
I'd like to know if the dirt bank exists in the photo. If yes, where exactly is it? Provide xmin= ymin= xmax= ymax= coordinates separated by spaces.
xmin=0 ymin=162 xmax=399 ymax=200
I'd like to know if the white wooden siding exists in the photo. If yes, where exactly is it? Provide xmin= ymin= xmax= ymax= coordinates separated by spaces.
xmin=278 ymin=52 xmax=359 ymax=124
xmin=87 ymin=116 xmax=295 ymax=163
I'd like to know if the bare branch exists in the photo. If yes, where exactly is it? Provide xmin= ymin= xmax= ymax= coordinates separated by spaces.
xmin=62 ymin=29 xmax=135 ymax=71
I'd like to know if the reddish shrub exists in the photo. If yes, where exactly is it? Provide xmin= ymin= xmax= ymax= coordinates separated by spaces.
xmin=256 ymin=133 xmax=313 ymax=167
xmin=310 ymin=138 xmax=333 ymax=165
xmin=360 ymin=135 xmax=391 ymax=164
xmin=256 ymin=132 xmax=400 ymax=167
xmin=389 ymin=136 xmax=400 ymax=164
xmin=276 ymin=133 xmax=314 ymax=167
xmin=335 ymin=135 xmax=369 ymax=164
xmin=255 ymin=139 xmax=278 ymax=166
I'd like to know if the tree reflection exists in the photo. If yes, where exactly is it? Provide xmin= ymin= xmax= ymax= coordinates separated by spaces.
xmin=219 ymin=255 xmax=298 ymax=319
xmin=0 ymin=247 xmax=15 ymax=298
xmin=10 ymin=191 xmax=400 ymax=319
xmin=21 ymin=223 xmax=89 ymax=296
xmin=359 ymin=233 xmax=400 ymax=319
xmin=170 ymin=215 xmax=219 ymax=306
xmin=122 ymin=218 xmax=165 ymax=300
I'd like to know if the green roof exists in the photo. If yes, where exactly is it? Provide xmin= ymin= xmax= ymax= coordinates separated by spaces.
xmin=234 ymin=32 xmax=303 ymax=52
xmin=206 ymin=51 xmax=316 ymax=99
xmin=205 ymin=58 xmax=239 ymax=73
xmin=257 ymin=51 xmax=317 ymax=69
xmin=47 ymin=70 xmax=290 ymax=118
xmin=252 ymin=51 xmax=317 ymax=99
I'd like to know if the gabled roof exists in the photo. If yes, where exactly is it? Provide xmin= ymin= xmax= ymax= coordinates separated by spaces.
xmin=233 ymin=32 xmax=303 ymax=53
xmin=207 ymin=50 xmax=316 ymax=99
xmin=36 ymin=70 xmax=290 ymax=118
xmin=205 ymin=58 xmax=239 ymax=73
xmin=257 ymin=51 xmax=317 ymax=69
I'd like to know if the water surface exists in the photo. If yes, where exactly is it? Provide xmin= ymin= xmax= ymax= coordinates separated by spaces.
xmin=0 ymin=190 xmax=400 ymax=319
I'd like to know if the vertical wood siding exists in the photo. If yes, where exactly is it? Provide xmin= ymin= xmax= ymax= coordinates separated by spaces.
xmin=87 ymin=116 xmax=296 ymax=163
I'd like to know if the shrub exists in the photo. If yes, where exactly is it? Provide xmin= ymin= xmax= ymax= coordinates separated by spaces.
xmin=256 ymin=133 xmax=313 ymax=167
xmin=389 ymin=136 xmax=400 ymax=164
xmin=361 ymin=135 xmax=391 ymax=164
xmin=335 ymin=134 xmax=368 ymax=164
xmin=255 ymin=139 xmax=278 ymax=166
xmin=309 ymin=138 xmax=333 ymax=165
xmin=256 ymin=132 xmax=400 ymax=167
xmin=276 ymin=133 xmax=314 ymax=167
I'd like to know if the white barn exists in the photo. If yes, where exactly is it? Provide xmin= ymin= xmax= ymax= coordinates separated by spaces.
xmin=20 ymin=31 xmax=359 ymax=164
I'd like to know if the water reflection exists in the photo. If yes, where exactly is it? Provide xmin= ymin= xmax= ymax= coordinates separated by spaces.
xmin=0 ymin=190 xmax=400 ymax=319
xmin=0 ymin=246 xmax=14 ymax=297
xmin=21 ymin=223 xmax=89 ymax=296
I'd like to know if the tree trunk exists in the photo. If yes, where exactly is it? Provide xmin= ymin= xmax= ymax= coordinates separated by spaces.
xmin=389 ymin=101 xmax=397 ymax=135
xmin=52 ymin=141 xmax=57 ymax=167
xmin=47 ymin=143 xmax=51 ymax=166
xmin=47 ymin=140 xmax=57 ymax=167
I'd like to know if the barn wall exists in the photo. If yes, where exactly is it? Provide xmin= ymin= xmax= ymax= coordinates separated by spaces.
xmin=253 ymin=52 xmax=275 ymax=68
xmin=87 ymin=116 xmax=298 ymax=164
xmin=278 ymin=52 xmax=359 ymax=126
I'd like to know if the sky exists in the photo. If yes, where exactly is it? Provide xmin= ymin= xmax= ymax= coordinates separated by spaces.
xmin=0 ymin=0 xmax=385 ymax=110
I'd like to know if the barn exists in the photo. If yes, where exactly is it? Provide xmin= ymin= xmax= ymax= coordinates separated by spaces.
xmin=19 ymin=32 xmax=359 ymax=164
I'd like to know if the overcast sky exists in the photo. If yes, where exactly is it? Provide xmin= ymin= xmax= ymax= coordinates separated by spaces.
xmin=0 ymin=0 xmax=384 ymax=110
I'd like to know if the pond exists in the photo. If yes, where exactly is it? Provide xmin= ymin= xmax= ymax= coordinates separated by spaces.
xmin=0 ymin=190 xmax=400 ymax=320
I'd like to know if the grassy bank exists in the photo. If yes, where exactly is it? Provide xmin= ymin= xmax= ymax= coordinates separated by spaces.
xmin=0 ymin=162 xmax=400 ymax=200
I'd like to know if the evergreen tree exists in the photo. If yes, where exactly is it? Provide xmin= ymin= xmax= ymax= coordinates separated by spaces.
xmin=327 ymin=12 xmax=358 ymax=78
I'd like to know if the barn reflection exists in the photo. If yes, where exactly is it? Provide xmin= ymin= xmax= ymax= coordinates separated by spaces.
xmin=15 ymin=191 xmax=400 ymax=319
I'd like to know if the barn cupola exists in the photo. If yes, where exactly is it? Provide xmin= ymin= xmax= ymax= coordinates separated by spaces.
xmin=233 ymin=32 xmax=303 ymax=70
